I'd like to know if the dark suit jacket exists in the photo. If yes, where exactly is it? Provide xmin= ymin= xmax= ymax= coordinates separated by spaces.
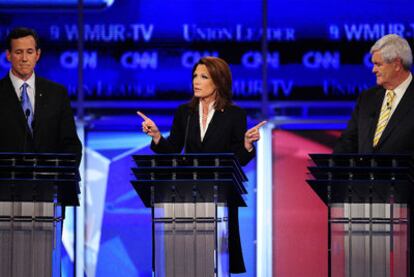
xmin=0 ymin=74 xmax=82 ymax=164
xmin=151 ymin=103 xmax=255 ymax=273
xmin=334 ymin=79 xmax=414 ymax=154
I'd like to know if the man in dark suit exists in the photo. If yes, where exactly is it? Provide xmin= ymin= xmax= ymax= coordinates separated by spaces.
xmin=0 ymin=27 xmax=82 ymax=164
xmin=334 ymin=34 xmax=414 ymax=275
xmin=334 ymin=34 xmax=413 ymax=154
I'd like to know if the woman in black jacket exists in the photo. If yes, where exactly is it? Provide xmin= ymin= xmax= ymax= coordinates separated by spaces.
xmin=138 ymin=56 xmax=266 ymax=273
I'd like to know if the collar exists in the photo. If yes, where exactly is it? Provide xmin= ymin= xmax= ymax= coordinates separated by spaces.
xmin=9 ymin=70 xmax=36 ymax=91
xmin=198 ymin=100 xmax=215 ymax=114
xmin=392 ymin=73 xmax=412 ymax=97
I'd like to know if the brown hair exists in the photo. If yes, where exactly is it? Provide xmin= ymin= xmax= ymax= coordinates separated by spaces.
xmin=189 ymin=56 xmax=233 ymax=111
xmin=6 ymin=27 xmax=40 ymax=51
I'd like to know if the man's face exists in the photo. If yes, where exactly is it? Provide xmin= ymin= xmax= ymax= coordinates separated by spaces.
xmin=371 ymin=51 xmax=400 ymax=89
xmin=6 ymin=35 xmax=41 ymax=81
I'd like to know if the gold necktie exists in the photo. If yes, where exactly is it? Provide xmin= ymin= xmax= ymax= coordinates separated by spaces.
xmin=373 ymin=90 xmax=395 ymax=146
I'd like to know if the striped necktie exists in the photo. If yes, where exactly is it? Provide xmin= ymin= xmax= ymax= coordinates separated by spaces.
xmin=373 ymin=90 xmax=395 ymax=147
xmin=21 ymin=83 xmax=34 ymax=135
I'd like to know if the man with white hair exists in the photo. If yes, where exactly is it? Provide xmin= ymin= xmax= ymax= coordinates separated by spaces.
xmin=334 ymin=33 xmax=414 ymax=275
xmin=334 ymin=34 xmax=414 ymax=154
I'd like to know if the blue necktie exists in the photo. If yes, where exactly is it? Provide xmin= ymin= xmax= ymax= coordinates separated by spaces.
xmin=21 ymin=83 xmax=34 ymax=135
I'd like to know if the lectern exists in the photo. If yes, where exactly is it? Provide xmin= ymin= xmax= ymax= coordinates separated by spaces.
xmin=131 ymin=153 xmax=247 ymax=277
xmin=307 ymin=154 xmax=413 ymax=277
xmin=0 ymin=153 xmax=80 ymax=277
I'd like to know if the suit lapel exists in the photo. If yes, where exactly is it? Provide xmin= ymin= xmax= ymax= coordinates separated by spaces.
xmin=366 ymin=88 xmax=386 ymax=145
xmin=377 ymin=80 xmax=414 ymax=146
xmin=202 ymin=109 xmax=223 ymax=146
xmin=3 ymin=76 xmax=29 ymax=131
xmin=33 ymin=77 xmax=46 ymax=134
xmin=190 ymin=106 xmax=202 ymax=149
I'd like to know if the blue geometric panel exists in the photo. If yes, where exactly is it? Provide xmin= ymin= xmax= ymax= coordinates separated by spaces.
xmin=85 ymin=129 xmax=257 ymax=276
xmin=96 ymin=237 xmax=140 ymax=276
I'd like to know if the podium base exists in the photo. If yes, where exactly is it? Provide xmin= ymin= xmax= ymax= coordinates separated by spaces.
xmin=330 ymin=203 xmax=408 ymax=277
xmin=0 ymin=202 xmax=62 ymax=277
xmin=153 ymin=202 xmax=229 ymax=277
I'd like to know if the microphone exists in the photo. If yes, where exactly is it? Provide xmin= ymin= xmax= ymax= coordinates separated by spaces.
xmin=183 ymin=112 xmax=192 ymax=154
xmin=22 ymin=109 xmax=31 ymax=153
xmin=386 ymin=101 xmax=392 ymax=110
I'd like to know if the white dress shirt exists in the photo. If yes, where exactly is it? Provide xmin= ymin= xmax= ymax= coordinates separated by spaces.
xmin=199 ymin=101 xmax=215 ymax=141
xmin=385 ymin=73 xmax=412 ymax=117
xmin=9 ymin=70 xmax=36 ymax=112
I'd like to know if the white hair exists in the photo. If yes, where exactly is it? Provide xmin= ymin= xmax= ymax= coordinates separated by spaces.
xmin=370 ymin=34 xmax=413 ymax=70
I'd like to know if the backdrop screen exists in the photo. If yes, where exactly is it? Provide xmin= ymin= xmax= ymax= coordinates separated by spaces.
xmin=0 ymin=0 xmax=413 ymax=103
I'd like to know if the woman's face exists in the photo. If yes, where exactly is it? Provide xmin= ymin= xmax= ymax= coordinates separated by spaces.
xmin=193 ymin=64 xmax=216 ymax=102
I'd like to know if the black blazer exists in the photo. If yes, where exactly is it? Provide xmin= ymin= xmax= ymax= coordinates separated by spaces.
xmin=151 ymin=103 xmax=255 ymax=165
xmin=151 ymin=103 xmax=255 ymax=273
xmin=0 ymin=74 xmax=82 ymax=164
xmin=334 ymin=79 xmax=414 ymax=154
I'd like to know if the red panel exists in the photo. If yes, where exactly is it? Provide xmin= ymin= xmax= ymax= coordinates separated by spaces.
xmin=393 ymin=205 xmax=408 ymax=277
xmin=272 ymin=130 xmax=333 ymax=277
xmin=330 ymin=207 xmax=345 ymax=277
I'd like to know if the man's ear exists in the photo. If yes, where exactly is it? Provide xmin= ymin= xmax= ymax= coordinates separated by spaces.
xmin=6 ymin=50 xmax=11 ymax=62
xmin=394 ymin=58 xmax=403 ymax=71
xmin=36 ymin=48 xmax=41 ymax=62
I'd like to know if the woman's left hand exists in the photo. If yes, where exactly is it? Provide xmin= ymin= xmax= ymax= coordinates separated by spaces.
xmin=244 ymin=120 xmax=267 ymax=151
